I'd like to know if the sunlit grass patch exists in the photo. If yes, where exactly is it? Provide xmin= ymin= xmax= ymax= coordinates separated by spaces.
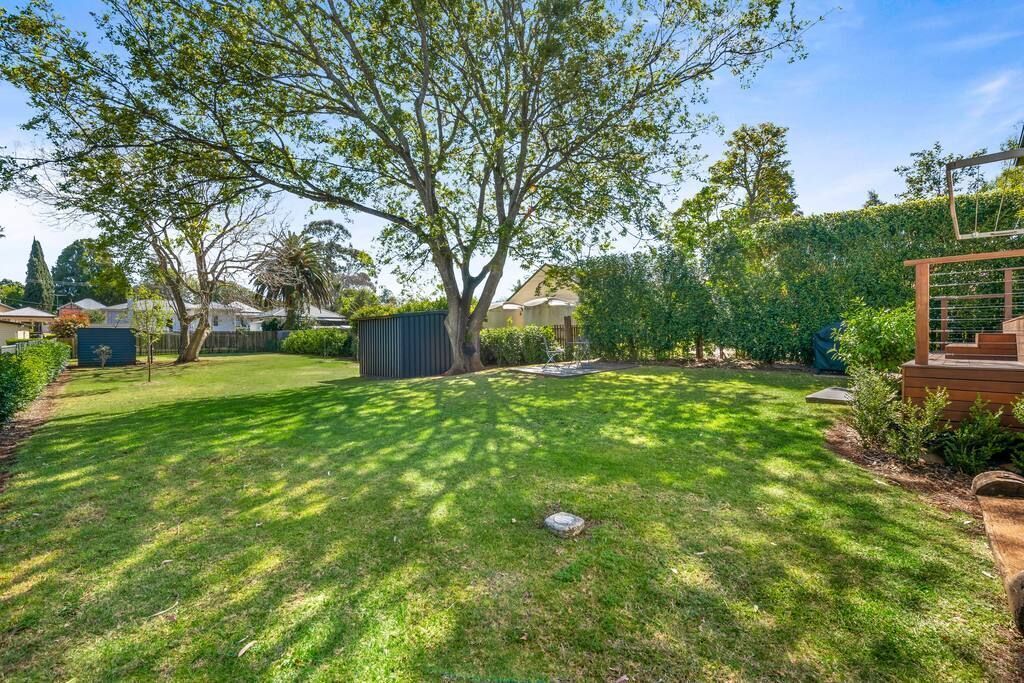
xmin=0 ymin=354 xmax=1015 ymax=680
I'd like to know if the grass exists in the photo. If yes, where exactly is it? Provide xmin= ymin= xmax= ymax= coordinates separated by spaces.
xmin=0 ymin=354 xmax=1015 ymax=681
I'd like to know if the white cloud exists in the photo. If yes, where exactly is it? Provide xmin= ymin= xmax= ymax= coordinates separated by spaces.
xmin=967 ymin=70 xmax=1020 ymax=120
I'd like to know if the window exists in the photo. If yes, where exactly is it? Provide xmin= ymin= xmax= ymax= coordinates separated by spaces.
xmin=213 ymin=315 xmax=220 ymax=327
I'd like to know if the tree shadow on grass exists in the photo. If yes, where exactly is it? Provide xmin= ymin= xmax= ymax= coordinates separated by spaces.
xmin=0 ymin=366 xmax=1016 ymax=680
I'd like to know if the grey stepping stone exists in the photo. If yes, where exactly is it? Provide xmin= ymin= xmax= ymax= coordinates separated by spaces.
xmin=544 ymin=512 xmax=585 ymax=538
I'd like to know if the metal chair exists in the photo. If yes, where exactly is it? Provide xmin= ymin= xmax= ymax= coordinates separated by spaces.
xmin=543 ymin=338 xmax=565 ymax=369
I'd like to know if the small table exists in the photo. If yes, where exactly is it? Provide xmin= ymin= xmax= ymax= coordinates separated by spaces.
xmin=568 ymin=339 xmax=592 ymax=368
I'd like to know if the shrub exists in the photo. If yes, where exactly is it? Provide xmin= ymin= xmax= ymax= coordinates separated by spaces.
xmin=847 ymin=366 xmax=898 ymax=452
xmin=939 ymin=397 xmax=1011 ymax=475
xmin=49 ymin=312 xmax=90 ymax=338
xmin=832 ymin=299 xmax=915 ymax=372
xmin=280 ymin=328 xmax=353 ymax=357
xmin=885 ymin=388 xmax=949 ymax=463
xmin=0 ymin=340 xmax=71 ymax=424
xmin=93 ymin=345 xmax=112 ymax=368
xmin=480 ymin=325 xmax=556 ymax=366
xmin=1010 ymin=397 xmax=1024 ymax=472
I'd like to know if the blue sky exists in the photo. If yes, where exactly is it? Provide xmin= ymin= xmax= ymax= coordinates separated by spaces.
xmin=1 ymin=0 xmax=1022 ymax=299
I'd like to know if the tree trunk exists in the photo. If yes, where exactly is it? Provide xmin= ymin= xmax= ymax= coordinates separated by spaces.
xmin=443 ymin=304 xmax=484 ymax=375
xmin=695 ymin=334 xmax=704 ymax=361
xmin=177 ymin=316 xmax=211 ymax=363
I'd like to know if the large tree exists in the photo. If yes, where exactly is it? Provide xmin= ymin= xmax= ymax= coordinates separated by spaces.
xmin=23 ymin=238 xmax=54 ymax=311
xmin=894 ymin=142 xmax=986 ymax=201
xmin=1 ymin=0 xmax=809 ymax=373
xmin=51 ymin=238 xmax=130 ymax=305
xmin=672 ymin=121 xmax=798 ymax=253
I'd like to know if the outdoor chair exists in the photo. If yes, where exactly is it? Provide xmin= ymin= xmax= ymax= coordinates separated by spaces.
xmin=543 ymin=339 xmax=565 ymax=368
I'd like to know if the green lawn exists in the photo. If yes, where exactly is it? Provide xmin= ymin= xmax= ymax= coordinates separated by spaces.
xmin=0 ymin=354 xmax=1015 ymax=681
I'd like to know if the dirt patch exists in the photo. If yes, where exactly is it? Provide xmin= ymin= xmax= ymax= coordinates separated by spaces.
xmin=825 ymin=420 xmax=982 ymax=520
xmin=0 ymin=370 xmax=71 ymax=494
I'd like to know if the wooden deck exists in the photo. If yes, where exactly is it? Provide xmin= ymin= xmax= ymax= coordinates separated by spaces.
xmin=902 ymin=354 xmax=1024 ymax=427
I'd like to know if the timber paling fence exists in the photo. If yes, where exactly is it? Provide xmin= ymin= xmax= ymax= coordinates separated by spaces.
xmin=136 ymin=330 xmax=290 ymax=355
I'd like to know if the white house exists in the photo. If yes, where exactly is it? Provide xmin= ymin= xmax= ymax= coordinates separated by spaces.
xmin=252 ymin=305 xmax=348 ymax=330
xmin=484 ymin=265 xmax=578 ymax=329
xmin=100 ymin=300 xmax=241 ymax=332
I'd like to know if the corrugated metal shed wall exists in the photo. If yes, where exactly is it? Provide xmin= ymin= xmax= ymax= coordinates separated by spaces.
xmin=76 ymin=327 xmax=137 ymax=366
xmin=358 ymin=310 xmax=451 ymax=378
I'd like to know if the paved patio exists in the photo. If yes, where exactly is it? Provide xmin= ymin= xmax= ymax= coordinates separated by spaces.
xmin=511 ymin=361 xmax=637 ymax=377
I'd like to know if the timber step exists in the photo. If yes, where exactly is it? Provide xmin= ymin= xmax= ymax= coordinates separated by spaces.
xmin=973 ymin=471 xmax=1024 ymax=636
xmin=945 ymin=331 xmax=1019 ymax=361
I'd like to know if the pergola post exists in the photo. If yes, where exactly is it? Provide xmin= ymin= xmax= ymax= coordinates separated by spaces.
xmin=915 ymin=262 xmax=930 ymax=365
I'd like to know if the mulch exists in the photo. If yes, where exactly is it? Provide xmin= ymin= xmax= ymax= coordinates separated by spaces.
xmin=0 ymin=370 xmax=71 ymax=495
xmin=824 ymin=419 xmax=982 ymax=520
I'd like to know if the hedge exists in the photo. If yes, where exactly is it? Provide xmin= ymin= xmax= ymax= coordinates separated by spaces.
xmin=480 ymin=325 xmax=556 ymax=366
xmin=0 ymin=340 xmax=71 ymax=424
xmin=575 ymin=190 xmax=1024 ymax=363
xmin=280 ymin=328 xmax=353 ymax=357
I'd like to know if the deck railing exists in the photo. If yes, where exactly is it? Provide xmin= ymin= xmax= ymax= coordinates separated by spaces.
xmin=906 ymin=248 xmax=1024 ymax=365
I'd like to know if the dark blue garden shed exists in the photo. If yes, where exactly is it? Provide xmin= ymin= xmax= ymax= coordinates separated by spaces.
xmin=76 ymin=327 xmax=137 ymax=366
xmin=358 ymin=310 xmax=452 ymax=378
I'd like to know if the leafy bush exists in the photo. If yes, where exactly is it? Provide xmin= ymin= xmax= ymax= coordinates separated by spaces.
xmin=0 ymin=340 xmax=71 ymax=424
xmin=575 ymin=251 xmax=713 ymax=361
xmin=885 ymin=388 xmax=949 ymax=463
xmin=832 ymin=300 xmax=915 ymax=372
xmin=480 ymin=325 xmax=556 ymax=366
xmin=939 ymin=397 xmax=1011 ymax=474
xmin=280 ymin=328 xmax=353 ymax=357
xmin=847 ymin=367 xmax=898 ymax=451
xmin=49 ymin=313 xmax=90 ymax=338
xmin=1010 ymin=398 xmax=1024 ymax=472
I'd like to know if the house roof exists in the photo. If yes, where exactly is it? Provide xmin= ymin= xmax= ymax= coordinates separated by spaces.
xmin=505 ymin=265 xmax=579 ymax=306
xmin=261 ymin=305 xmax=345 ymax=321
xmin=59 ymin=298 xmax=107 ymax=310
xmin=105 ymin=300 xmax=237 ymax=312
xmin=228 ymin=301 xmax=263 ymax=315
xmin=0 ymin=306 xmax=56 ymax=319
xmin=0 ymin=302 xmax=14 ymax=313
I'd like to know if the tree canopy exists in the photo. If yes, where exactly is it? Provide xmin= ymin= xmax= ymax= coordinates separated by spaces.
xmin=0 ymin=0 xmax=810 ymax=373
xmin=51 ymin=239 xmax=130 ymax=305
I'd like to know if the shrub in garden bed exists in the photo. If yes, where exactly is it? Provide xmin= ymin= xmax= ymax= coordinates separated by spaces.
xmin=480 ymin=325 xmax=556 ymax=366
xmin=280 ymin=328 xmax=353 ymax=357
xmin=0 ymin=340 xmax=71 ymax=424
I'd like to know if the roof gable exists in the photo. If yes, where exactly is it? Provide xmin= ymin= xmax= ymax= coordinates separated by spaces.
xmin=505 ymin=265 xmax=578 ymax=305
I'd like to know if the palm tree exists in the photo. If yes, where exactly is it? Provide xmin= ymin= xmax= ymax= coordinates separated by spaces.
xmin=252 ymin=231 xmax=334 ymax=329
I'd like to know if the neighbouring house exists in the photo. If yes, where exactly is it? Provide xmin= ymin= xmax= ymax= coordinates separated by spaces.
xmin=253 ymin=305 xmax=348 ymax=330
xmin=57 ymin=298 xmax=108 ymax=319
xmin=0 ymin=302 xmax=14 ymax=313
xmin=228 ymin=301 xmax=266 ymax=331
xmin=0 ymin=306 xmax=56 ymax=337
xmin=484 ymin=265 xmax=578 ymax=329
xmin=99 ymin=300 xmax=242 ymax=333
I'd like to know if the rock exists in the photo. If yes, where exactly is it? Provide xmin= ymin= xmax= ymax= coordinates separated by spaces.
xmin=544 ymin=512 xmax=585 ymax=538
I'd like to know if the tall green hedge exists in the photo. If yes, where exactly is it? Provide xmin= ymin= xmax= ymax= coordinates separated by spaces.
xmin=0 ymin=340 xmax=71 ymax=423
xmin=716 ymin=189 xmax=1024 ymax=362
xmin=575 ymin=251 xmax=712 ymax=360
xmin=575 ymin=190 xmax=1024 ymax=363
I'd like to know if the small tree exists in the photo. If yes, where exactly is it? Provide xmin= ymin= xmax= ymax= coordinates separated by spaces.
xmin=130 ymin=287 xmax=173 ymax=382
xmin=92 ymin=344 xmax=112 ymax=368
